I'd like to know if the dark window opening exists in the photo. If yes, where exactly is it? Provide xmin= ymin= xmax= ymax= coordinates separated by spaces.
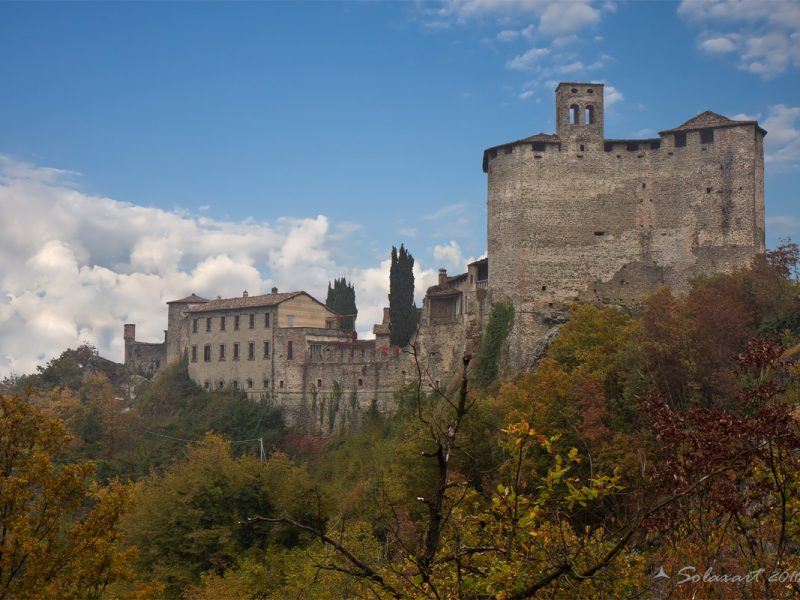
xmin=570 ymin=87 xmax=578 ymax=93
xmin=650 ymin=140 xmax=661 ymax=150
xmin=358 ymin=378 xmax=363 ymax=387
xmin=604 ymin=142 xmax=613 ymax=152
xmin=234 ymin=315 xmax=240 ymax=330
xmin=192 ymin=319 xmax=198 ymax=333
xmin=218 ymin=380 xmax=224 ymax=390
xmin=219 ymin=344 xmax=226 ymax=361
xmin=700 ymin=128 xmax=714 ymax=144
xmin=317 ymin=379 xmax=322 ymax=388
xmin=675 ymin=132 xmax=687 ymax=147
xmin=626 ymin=142 xmax=639 ymax=152
xmin=531 ymin=141 xmax=546 ymax=152
xmin=233 ymin=343 xmax=240 ymax=361
xmin=191 ymin=345 xmax=197 ymax=362
xmin=548 ymin=302 xmax=554 ymax=308
xmin=247 ymin=379 xmax=253 ymax=389
xmin=287 ymin=341 xmax=293 ymax=360
xmin=249 ymin=314 xmax=255 ymax=329
xmin=279 ymin=380 xmax=284 ymax=389
xmin=203 ymin=345 xmax=211 ymax=362
xmin=232 ymin=380 xmax=238 ymax=391
xmin=206 ymin=318 xmax=211 ymax=332
xmin=504 ymin=146 xmax=512 ymax=155
xmin=642 ymin=182 xmax=647 ymax=189
xmin=204 ymin=380 xmax=210 ymax=390
xmin=248 ymin=342 xmax=255 ymax=360
xmin=706 ymin=187 xmax=712 ymax=194
xmin=579 ymin=144 xmax=585 ymax=152
xmin=594 ymin=231 xmax=605 ymax=236
xmin=220 ymin=316 xmax=226 ymax=331
xmin=569 ymin=104 xmax=580 ymax=125
xmin=541 ymin=285 xmax=547 ymax=291
xmin=263 ymin=341 xmax=270 ymax=358
xmin=263 ymin=379 xmax=269 ymax=388
xmin=264 ymin=312 xmax=270 ymax=328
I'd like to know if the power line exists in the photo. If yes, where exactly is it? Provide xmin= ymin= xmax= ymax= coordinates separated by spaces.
xmin=141 ymin=428 xmax=265 ymax=461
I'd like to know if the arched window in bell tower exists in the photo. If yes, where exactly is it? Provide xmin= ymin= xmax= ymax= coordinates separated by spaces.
xmin=585 ymin=105 xmax=595 ymax=125
xmin=569 ymin=104 xmax=580 ymax=125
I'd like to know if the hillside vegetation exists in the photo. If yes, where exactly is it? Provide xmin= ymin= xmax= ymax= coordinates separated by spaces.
xmin=2 ymin=244 xmax=800 ymax=599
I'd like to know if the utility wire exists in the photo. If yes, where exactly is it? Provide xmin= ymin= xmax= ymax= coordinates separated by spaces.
xmin=141 ymin=428 xmax=262 ymax=445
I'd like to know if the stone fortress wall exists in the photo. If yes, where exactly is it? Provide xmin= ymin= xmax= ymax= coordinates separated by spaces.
xmin=484 ymin=82 xmax=765 ymax=370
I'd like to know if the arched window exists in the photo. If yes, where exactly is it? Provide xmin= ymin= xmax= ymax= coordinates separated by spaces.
xmin=569 ymin=104 xmax=580 ymax=125
xmin=585 ymin=105 xmax=595 ymax=124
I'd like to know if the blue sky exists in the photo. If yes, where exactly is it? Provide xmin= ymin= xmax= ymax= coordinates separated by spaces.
xmin=0 ymin=0 xmax=799 ymax=374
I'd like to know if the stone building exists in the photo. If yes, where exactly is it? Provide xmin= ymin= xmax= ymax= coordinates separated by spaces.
xmin=126 ymin=81 xmax=768 ymax=416
xmin=480 ymin=82 xmax=766 ymax=371
xmin=125 ymin=288 xmax=413 ymax=430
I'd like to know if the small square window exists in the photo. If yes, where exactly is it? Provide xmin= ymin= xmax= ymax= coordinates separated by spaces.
xmin=700 ymin=129 xmax=714 ymax=144
xmin=532 ymin=141 xmax=546 ymax=152
xmin=674 ymin=132 xmax=687 ymax=147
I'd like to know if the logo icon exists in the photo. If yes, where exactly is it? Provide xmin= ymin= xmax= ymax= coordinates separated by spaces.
xmin=654 ymin=566 xmax=670 ymax=580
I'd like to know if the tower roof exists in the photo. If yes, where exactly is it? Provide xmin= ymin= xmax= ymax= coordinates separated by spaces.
xmin=659 ymin=110 xmax=766 ymax=135
xmin=167 ymin=293 xmax=209 ymax=304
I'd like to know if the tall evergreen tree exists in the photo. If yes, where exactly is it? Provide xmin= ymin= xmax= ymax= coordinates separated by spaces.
xmin=326 ymin=277 xmax=357 ymax=331
xmin=389 ymin=244 xmax=417 ymax=347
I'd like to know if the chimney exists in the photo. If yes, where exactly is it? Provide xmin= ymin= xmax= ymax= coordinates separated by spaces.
xmin=243 ymin=290 xmax=249 ymax=297
xmin=271 ymin=287 xmax=278 ymax=294
xmin=438 ymin=268 xmax=448 ymax=287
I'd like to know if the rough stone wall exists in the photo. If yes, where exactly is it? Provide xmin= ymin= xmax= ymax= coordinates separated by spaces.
xmin=123 ymin=325 xmax=167 ymax=377
xmin=487 ymin=87 xmax=764 ymax=371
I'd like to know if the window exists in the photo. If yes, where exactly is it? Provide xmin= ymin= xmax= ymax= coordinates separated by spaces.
xmin=287 ymin=315 xmax=295 ymax=327
xmin=249 ymin=313 xmax=255 ymax=329
xmin=218 ymin=380 xmax=224 ymax=390
xmin=358 ymin=378 xmax=363 ymax=387
xmin=675 ymin=132 xmax=687 ymax=147
xmin=279 ymin=380 xmax=284 ymax=389
xmin=579 ymin=144 xmax=585 ymax=152
xmin=311 ymin=344 xmax=321 ymax=358
xmin=532 ymin=141 xmax=546 ymax=152
xmin=569 ymin=104 xmax=580 ymax=125
xmin=232 ymin=380 xmax=238 ymax=390
xmin=234 ymin=315 xmax=240 ymax=330
xmin=541 ymin=285 xmax=547 ymax=291
xmin=233 ymin=343 xmax=240 ymax=361
xmin=594 ymin=231 xmax=605 ymax=236
xmin=248 ymin=342 xmax=255 ymax=360
xmin=264 ymin=312 xmax=270 ymax=328
xmin=203 ymin=344 xmax=211 ymax=362
xmin=626 ymin=142 xmax=639 ymax=152
xmin=700 ymin=128 xmax=714 ymax=144
xmin=191 ymin=345 xmax=197 ymax=362
xmin=192 ymin=318 xmax=198 ymax=333
xmin=247 ymin=378 xmax=253 ymax=389
xmin=287 ymin=341 xmax=293 ymax=360
xmin=263 ymin=341 xmax=270 ymax=358
xmin=585 ymin=105 xmax=594 ymax=124
xmin=603 ymin=142 xmax=613 ymax=152
xmin=504 ymin=146 xmax=512 ymax=155
xmin=219 ymin=344 xmax=226 ymax=361
xmin=263 ymin=378 xmax=269 ymax=389
xmin=317 ymin=379 xmax=322 ymax=388
xmin=206 ymin=317 xmax=211 ymax=332
xmin=204 ymin=380 xmax=210 ymax=390
xmin=220 ymin=316 xmax=226 ymax=331
xmin=650 ymin=140 xmax=661 ymax=150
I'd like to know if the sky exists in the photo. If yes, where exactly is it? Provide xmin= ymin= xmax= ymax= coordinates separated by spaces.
xmin=1 ymin=0 xmax=799 ymax=376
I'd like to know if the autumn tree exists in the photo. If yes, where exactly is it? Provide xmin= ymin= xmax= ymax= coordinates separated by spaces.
xmin=389 ymin=244 xmax=417 ymax=347
xmin=0 ymin=392 xmax=134 ymax=599
xmin=326 ymin=276 xmax=358 ymax=331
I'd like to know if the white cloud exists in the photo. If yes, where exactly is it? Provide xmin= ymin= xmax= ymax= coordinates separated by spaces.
xmin=519 ymin=90 xmax=535 ymax=100
xmin=422 ymin=202 xmax=466 ymax=221
xmin=679 ymin=0 xmax=800 ymax=79
xmin=433 ymin=240 xmax=466 ymax=271
xmin=604 ymin=84 xmax=623 ymax=106
xmin=0 ymin=156 xmax=438 ymax=377
xmin=761 ymin=104 xmax=800 ymax=171
xmin=506 ymin=47 xmax=550 ymax=70
xmin=497 ymin=29 xmax=520 ymax=42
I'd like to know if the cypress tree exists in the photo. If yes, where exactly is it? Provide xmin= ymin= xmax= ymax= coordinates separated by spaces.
xmin=389 ymin=244 xmax=417 ymax=347
xmin=325 ymin=277 xmax=357 ymax=331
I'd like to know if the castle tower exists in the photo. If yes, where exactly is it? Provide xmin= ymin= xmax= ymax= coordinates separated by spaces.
xmin=555 ymin=82 xmax=604 ymax=152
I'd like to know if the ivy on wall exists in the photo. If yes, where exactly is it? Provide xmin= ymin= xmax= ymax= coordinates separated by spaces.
xmin=474 ymin=301 xmax=514 ymax=387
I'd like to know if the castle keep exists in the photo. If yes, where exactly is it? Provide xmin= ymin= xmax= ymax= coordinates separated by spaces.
xmin=125 ymin=82 xmax=766 ymax=414
xmin=483 ymin=82 xmax=765 ymax=369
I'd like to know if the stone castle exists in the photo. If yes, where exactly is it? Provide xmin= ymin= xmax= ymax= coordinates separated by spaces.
xmin=125 ymin=82 xmax=766 ymax=422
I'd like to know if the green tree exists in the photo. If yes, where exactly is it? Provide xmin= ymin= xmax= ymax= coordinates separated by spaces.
xmin=326 ymin=276 xmax=358 ymax=331
xmin=389 ymin=244 xmax=417 ymax=347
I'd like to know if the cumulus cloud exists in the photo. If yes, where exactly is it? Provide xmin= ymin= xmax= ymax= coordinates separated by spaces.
xmin=761 ymin=104 xmax=800 ymax=171
xmin=679 ymin=0 xmax=800 ymax=79
xmin=604 ymin=84 xmax=623 ymax=106
xmin=432 ymin=240 xmax=466 ymax=271
xmin=0 ymin=156 xmax=438 ymax=377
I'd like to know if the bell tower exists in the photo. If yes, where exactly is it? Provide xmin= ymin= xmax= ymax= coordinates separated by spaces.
xmin=555 ymin=82 xmax=604 ymax=151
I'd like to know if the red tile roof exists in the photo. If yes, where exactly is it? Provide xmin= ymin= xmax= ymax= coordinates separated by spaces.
xmin=188 ymin=291 xmax=303 ymax=312
xmin=167 ymin=293 xmax=209 ymax=304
